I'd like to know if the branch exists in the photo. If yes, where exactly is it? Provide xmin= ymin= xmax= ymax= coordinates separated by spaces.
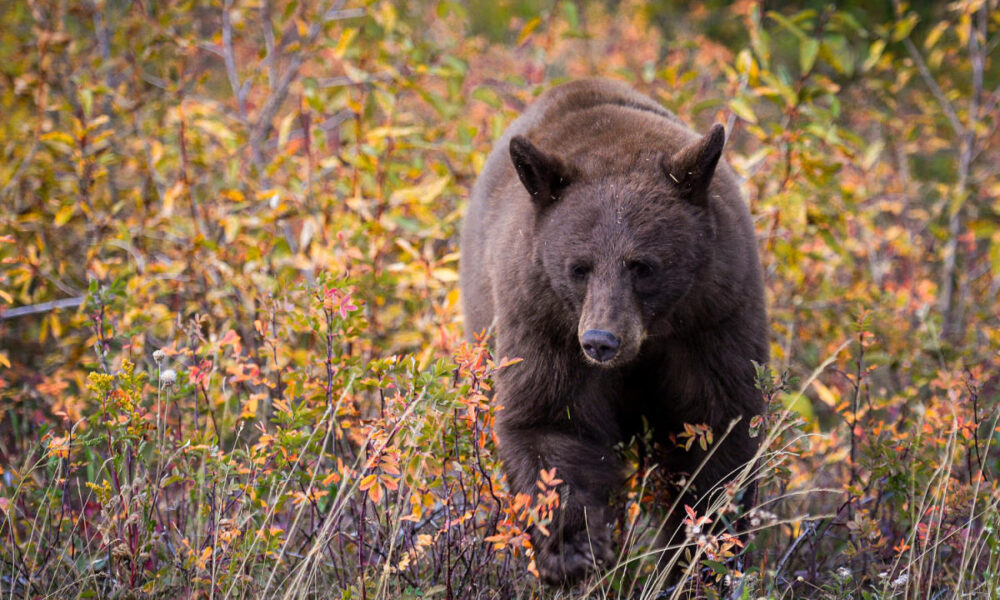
xmin=248 ymin=0 xmax=346 ymax=167
xmin=937 ymin=3 xmax=987 ymax=343
xmin=222 ymin=0 xmax=247 ymax=119
xmin=91 ymin=1 xmax=121 ymax=206
xmin=261 ymin=0 xmax=277 ymax=91
xmin=1 ymin=297 xmax=85 ymax=320
xmin=323 ymin=7 xmax=365 ymax=21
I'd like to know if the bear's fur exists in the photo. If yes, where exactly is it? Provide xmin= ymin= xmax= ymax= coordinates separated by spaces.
xmin=459 ymin=78 xmax=768 ymax=584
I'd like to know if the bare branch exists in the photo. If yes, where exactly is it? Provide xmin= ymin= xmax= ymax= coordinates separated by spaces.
xmin=0 ymin=139 xmax=39 ymax=200
xmin=249 ymin=0 xmax=346 ymax=167
xmin=938 ymin=3 xmax=987 ymax=343
xmin=902 ymin=37 xmax=965 ymax=137
xmin=222 ymin=0 xmax=247 ymax=119
xmin=982 ymin=84 xmax=1000 ymax=118
xmin=1 ymin=297 xmax=85 ymax=320
xmin=323 ymin=7 xmax=365 ymax=21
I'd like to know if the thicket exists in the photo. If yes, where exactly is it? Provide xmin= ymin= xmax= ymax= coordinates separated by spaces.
xmin=1 ymin=1 xmax=999 ymax=598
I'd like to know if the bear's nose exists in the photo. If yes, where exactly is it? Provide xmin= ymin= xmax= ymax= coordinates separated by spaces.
xmin=581 ymin=330 xmax=621 ymax=363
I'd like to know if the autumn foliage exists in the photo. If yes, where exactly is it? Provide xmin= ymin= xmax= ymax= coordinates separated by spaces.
xmin=1 ymin=1 xmax=999 ymax=598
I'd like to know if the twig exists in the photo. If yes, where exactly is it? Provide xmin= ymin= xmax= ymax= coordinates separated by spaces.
xmin=773 ymin=521 xmax=814 ymax=584
xmin=901 ymin=37 xmax=965 ymax=137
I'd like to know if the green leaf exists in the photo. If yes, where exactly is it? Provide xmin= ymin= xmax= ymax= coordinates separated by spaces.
xmin=767 ymin=11 xmax=808 ymax=40
xmin=702 ymin=559 xmax=730 ymax=575
xmin=990 ymin=234 xmax=1000 ymax=282
xmin=891 ymin=13 xmax=919 ymax=42
xmin=800 ymin=38 xmax=820 ymax=74
xmin=471 ymin=86 xmax=501 ymax=109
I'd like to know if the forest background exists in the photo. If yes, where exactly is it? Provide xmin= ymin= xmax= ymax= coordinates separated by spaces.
xmin=2 ymin=0 xmax=1000 ymax=598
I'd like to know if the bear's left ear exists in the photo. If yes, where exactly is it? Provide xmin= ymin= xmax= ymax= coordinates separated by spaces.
xmin=509 ymin=135 xmax=573 ymax=208
xmin=661 ymin=123 xmax=725 ymax=207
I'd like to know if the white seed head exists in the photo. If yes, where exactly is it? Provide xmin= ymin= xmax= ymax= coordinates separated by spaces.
xmin=153 ymin=349 xmax=167 ymax=364
xmin=160 ymin=369 xmax=177 ymax=386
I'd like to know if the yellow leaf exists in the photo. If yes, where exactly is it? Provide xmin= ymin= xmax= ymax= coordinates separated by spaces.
xmin=221 ymin=217 xmax=240 ymax=243
xmin=389 ymin=175 xmax=450 ymax=206
xmin=333 ymin=29 xmax=358 ymax=59
xmin=197 ymin=546 xmax=212 ymax=569
xmin=395 ymin=238 xmax=420 ymax=260
xmin=220 ymin=189 xmax=244 ymax=203
xmin=518 ymin=17 xmax=541 ymax=45
xmin=445 ymin=288 xmax=460 ymax=309
xmin=49 ymin=312 xmax=62 ymax=338
xmin=923 ymin=21 xmax=948 ymax=50
xmin=40 ymin=131 xmax=74 ymax=147
xmin=54 ymin=204 xmax=75 ymax=226
xmin=366 ymin=126 xmax=419 ymax=142
xmin=432 ymin=268 xmax=458 ymax=283
xmin=163 ymin=181 xmax=185 ymax=216
xmin=812 ymin=380 xmax=838 ymax=407
xmin=240 ymin=394 xmax=259 ymax=419
xmin=0 ymin=353 xmax=7 ymax=369
xmin=278 ymin=113 xmax=295 ymax=149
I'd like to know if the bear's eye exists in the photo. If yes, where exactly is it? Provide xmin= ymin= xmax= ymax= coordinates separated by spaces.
xmin=570 ymin=263 xmax=591 ymax=281
xmin=629 ymin=260 xmax=654 ymax=279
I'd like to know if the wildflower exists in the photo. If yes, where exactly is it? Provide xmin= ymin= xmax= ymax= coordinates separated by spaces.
xmin=153 ymin=349 xmax=166 ymax=364
xmin=891 ymin=573 xmax=909 ymax=588
xmin=323 ymin=286 xmax=359 ymax=319
xmin=160 ymin=369 xmax=177 ymax=387
xmin=836 ymin=566 xmax=851 ymax=580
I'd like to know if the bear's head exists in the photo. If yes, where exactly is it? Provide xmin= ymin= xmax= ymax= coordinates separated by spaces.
xmin=509 ymin=124 xmax=725 ymax=367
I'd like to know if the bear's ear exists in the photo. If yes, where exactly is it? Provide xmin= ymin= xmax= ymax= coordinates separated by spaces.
xmin=509 ymin=135 xmax=572 ymax=208
xmin=661 ymin=123 xmax=726 ymax=207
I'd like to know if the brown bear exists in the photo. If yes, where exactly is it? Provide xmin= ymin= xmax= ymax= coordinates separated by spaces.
xmin=459 ymin=78 xmax=768 ymax=584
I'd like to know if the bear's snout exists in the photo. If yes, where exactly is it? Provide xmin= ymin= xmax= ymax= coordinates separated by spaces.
xmin=580 ymin=329 xmax=621 ymax=363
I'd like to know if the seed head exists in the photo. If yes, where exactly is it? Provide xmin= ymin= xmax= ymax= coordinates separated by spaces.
xmin=160 ymin=369 xmax=177 ymax=387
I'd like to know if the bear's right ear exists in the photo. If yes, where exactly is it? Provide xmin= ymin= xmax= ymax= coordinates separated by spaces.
xmin=509 ymin=135 xmax=572 ymax=208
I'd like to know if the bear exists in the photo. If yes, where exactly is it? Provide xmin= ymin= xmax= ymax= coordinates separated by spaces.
xmin=459 ymin=77 xmax=768 ymax=584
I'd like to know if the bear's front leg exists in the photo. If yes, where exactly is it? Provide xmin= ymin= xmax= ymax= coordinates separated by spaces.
xmin=496 ymin=424 xmax=623 ymax=584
